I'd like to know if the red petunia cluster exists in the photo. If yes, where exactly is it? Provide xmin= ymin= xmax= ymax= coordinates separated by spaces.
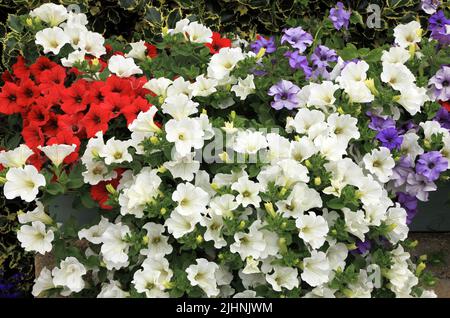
xmin=0 ymin=56 xmax=153 ymax=170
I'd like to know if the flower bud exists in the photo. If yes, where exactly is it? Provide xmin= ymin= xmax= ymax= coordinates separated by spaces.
xmin=196 ymin=235 xmax=203 ymax=244
xmin=160 ymin=208 xmax=167 ymax=215
xmin=150 ymin=136 xmax=159 ymax=145
xmin=105 ymin=183 xmax=116 ymax=195
xmin=256 ymin=47 xmax=266 ymax=59
xmin=364 ymin=78 xmax=378 ymax=96
xmin=264 ymin=202 xmax=276 ymax=218
xmin=142 ymin=235 xmax=149 ymax=245
xmin=415 ymin=262 xmax=426 ymax=276
xmin=314 ymin=177 xmax=321 ymax=186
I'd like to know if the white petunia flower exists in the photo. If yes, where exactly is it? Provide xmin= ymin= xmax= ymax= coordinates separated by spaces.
xmin=100 ymin=223 xmax=131 ymax=269
xmin=132 ymin=269 xmax=169 ymax=298
xmin=307 ymin=81 xmax=340 ymax=108
xmin=190 ymin=75 xmax=218 ymax=97
xmin=78 ymin=216 xmax=111 ymax=244
xmin=140 ymin=222 xmax=173 ymax=257
xmin=61 ymin=49 xmax=85 ymax=67
xmin=266 ymin=266 xmax=299 ymax=291
xmin=35 ymin=27 xmax=70 ymax=55
xmin=52 ymin=257 xmax=86 ymax=294
xmin=163 ymin=152 xmax=200 ymax=181
xmin=143 ymin=77 xmax=172 ymax=97
xmin=231 ymin=176 xmax=262 ymax=208
xmin=97 ymin=281 xmax=130 ymax=298
xmin=230 ymin=222 xmax=267 ymax=260
xmin=0 ymin=144 xmax=34 ymax=168
xmin=99 ymin=138 xmax=132 ymax=165
xmin=343 ymin=208 xmax=369 ymax=241
xmin=200 ymin=210 xmax=227 ymax=248
xmin=301 ymin=250 xmax=331 ymax=287
xmin=125 ymin=40 xmax=147 ymax=60
xmin=4 ymin=165 xmax=46 ymax=202
xmin=381 ymin=62 xmax=416 ymax=91
xmin=296 ymin=212 xmax=329 ymax=249
xmin=327 ymin=113 xmax=360 ymax=144
xmin=167 ymin=77 xmax=193 ymax=97
xmin=30 ymin=3 xmax=68 ymax=26
xmin=119 ymin=168 xmax=161 ymax=218
xmin=381 ymin=47 xmax=410 ymax=65
xmin=79 ymin=31 xmax=106 ymax=57
xmin=161 ymin=94 xmax=198 ymax=120
xmin=385 ymin=204 xmax=409 ymax=244
xmin=38 ymin=144 xmax=76 ymax=167
xmin=18 ymin=201 xmax=52 ymax=225
xmin=231 ymin=75 xmax=256 ymax=100
xmin=165 ymin=118 xmax=205 ymax=156
xmin=186 ymin=259 xmax=220 ymax=297
xmin=108 ymin=55 xmax=143 ymax=78
xmin=32 ymin=267 xmax=55 ymax=297
xmin=207 ymin=47 xmax=245 ymax=80
xmin=172 ymin=182 xmax=209 ymax=216
xmin=396 ymin=85 xmax=428 ymax=116
xmin=184 ymin=22 xmax=213 ymax=43
xmin=165 ymin=210 xmax=201 ymax=239
xmin=276 ymin=183 xmax=322 ymax=218
xmin=233 ymin=130 xmax=268 ymax=155
xmin=17 ymin=221 xmax=54 ymax=254
xmin=363 ymin=147 xmax=395 ymax=183
xmin=393 ymin=21 xmax=422 ymax=48
xmin=82 ymin=160 xmax=116 ymax=185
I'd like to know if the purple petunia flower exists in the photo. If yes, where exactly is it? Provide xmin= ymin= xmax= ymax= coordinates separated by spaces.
xmin=405 ymin=173 xmax=437 ymax=201
xmin=397 ymin=192 xmax=419 ymax=224
xmin=376 ymin=127 xmax=403 ymax=150
xmin=434 ymin=107 xmax=450 ymax=129
xmin=284 ymin=51 xmax=312 ymax=77
xmin=329 ymin=2 xmax=351 ymax=30
xmin=280 ymin=27 xmax=313 ymax=52
xmin=416 ymin=151 xmax=448 ymax=181
xmin=268 ymin=80 xmax=300 ymax=110
xmin=428 ymin=11 xmax=450 ymax=45
xmin=250 ymin=35 xmax=277 ymax=54
xmin=310 ymin=45 xmax=338 ymax=69
xmin=391 ymin=156 xmax=414 ymax=188
xmin=421 ymin=0 xmax=440 ymax=15
xmin=398 ymin=120 xmax=419 ymax=135
xmin=351 ymin=239 xmax=372 ymax=255
xmin=429 ymin=65 xmax=450 ymax=102
xmin=366 ymin=112 xmax=396 ymax=132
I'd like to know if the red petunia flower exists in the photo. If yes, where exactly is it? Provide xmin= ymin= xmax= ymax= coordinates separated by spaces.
xmin=205 ymin=32 xmax=232 ymax=54
xmin=103 ymin=94 xmax=130 ymax=119
xmin=38 ymin=66 xmax=66 ymax=93
xmin=129 ymin=76 xmax=151 ymax=98
xmin=41 ymin=112 xmax=59 ymax=138
xmin=17 ymin=79 xmax=40 ymax=107
xmin=29 ymin=56 xmax=58 ymax=82
xmin=22 ymin=124 xmax=45 ymax=148
xmin=101 ymin=75 xmax=132 ymax=96
xmin=144 ymin=43 xmax=158 ymax=58
xmin=47 ymin=130 xmax=81 ymax=164
xmin=57 ymin=112 xmax=85 ymax=137
xmin=87 ymin=81 xmax=106 ymax=105
xmin=90 ymin=171 xmax=122 ymax=210
xmin=440 ymin=100 xmax=450 ymax=112
xmin=27 ymin=103 xmax=50 ymax=126
xmin=82 ymin=104 xmax=111 ymax=138
xmin=12 ymin=56 xmax=31 ymax=81
xmin=27 ymin=151 xmax=46 ymax=171
xmin=1 ymin=70 xmax=15 ymax=83
xmin=122 ymin=96 xmax=152 ymax=125
xmin=0 ymin=82 xmax=21 ymax=114
xmin=61 ymin=79 xmax=89 ymax=114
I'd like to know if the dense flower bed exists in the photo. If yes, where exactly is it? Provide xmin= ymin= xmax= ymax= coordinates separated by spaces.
xmin=1 ymin=2 xmax=450 ymax=298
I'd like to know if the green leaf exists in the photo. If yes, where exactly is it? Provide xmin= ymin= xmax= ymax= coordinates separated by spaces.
xmin=7 ymin=15 xmax=23 ymax=33
xmin=45 ymin=183 xmax=65 ymax=196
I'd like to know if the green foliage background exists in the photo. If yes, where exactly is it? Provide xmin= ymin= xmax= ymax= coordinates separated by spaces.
xmin=0 ymin=0 xmax=437 ymax=297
